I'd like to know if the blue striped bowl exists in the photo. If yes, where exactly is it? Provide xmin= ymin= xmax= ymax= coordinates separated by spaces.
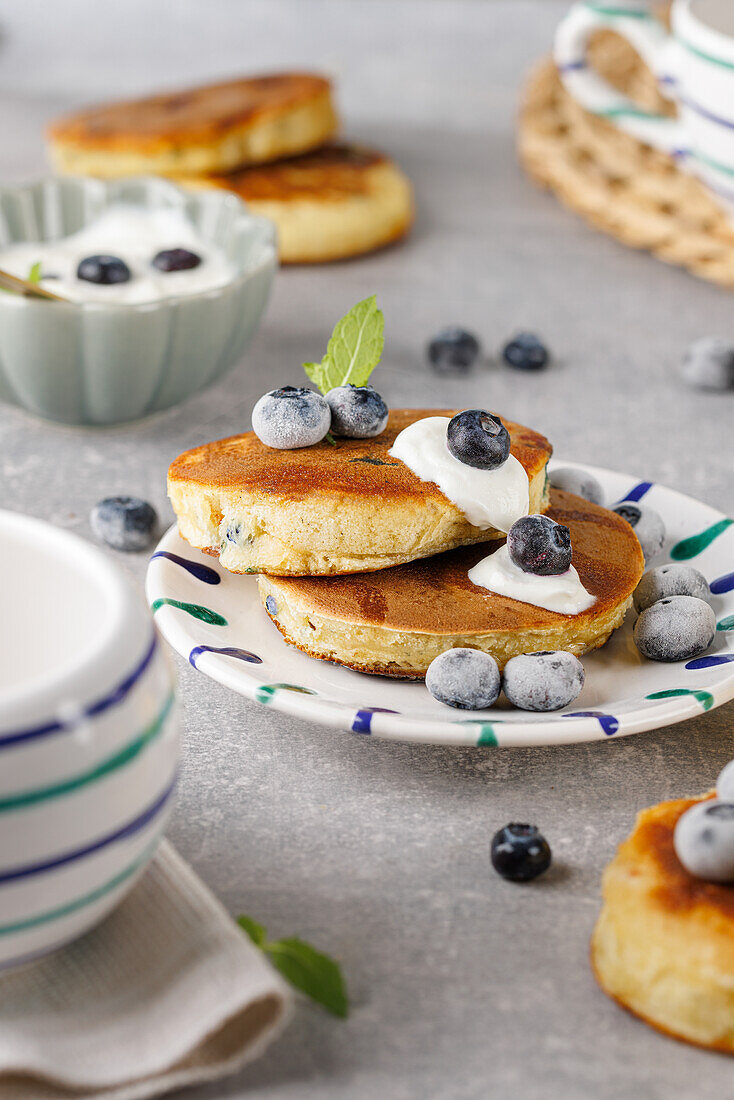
xmin=0 ymin=510 xmax=179 ymax=970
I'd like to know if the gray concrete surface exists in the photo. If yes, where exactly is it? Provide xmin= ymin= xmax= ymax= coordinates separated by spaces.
xmin=1 ymin=2 xmax=733 ymax=1097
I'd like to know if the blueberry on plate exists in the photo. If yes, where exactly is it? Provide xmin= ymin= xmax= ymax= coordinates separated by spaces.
xmin=501 ymin=332 xmax=549 ymax=371
xmin=425 ymin=648 xmax=501 ymax=710
xmin=717 ymin=760 xmax=734 ymax=803
xmin=674 ymin=800 xmax=734 ymax=883
xmin=507 ymin=514 xmax=572 ymax=576
xmin=252 ymin=386 xmax=331 ymax=449
xmin=427 ymin=327 xmax=480 ymax=373
xmin=633 ymin=564 xmax=710 ymax=613
xmin=681 ymin=337 xmax=734 ymax=392
xmin=152 ymin=248 xmax=202 ymax=272
xmin=549 ymin=467 xmax=604 ymax=507
xmin=90 ymin=496 xmax=157 ymax=551
xmin=612 ymin=502 xmax=665 ymax=562
xmin=325 ymin=384 xmax=388 ymax=438
xmin=491 ymin=823 xmax=552 ymax=882
xmin=502 ymin=650 xmax=584 ymax=711
xmin=446 ymin=409 xmax=511 ymax=470
xmin=77 ymin=255 xmax=131 ymax=285
xmin=633 ymin=594 xmax=715 ymax=662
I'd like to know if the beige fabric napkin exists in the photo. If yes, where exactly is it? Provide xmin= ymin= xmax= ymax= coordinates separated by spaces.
xmin=0 ymin=842 xmax=292 ymax=1100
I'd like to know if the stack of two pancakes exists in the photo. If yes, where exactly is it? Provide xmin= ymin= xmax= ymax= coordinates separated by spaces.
xmin=168 ymin=410 xmax=644 ymax=679
xmin=47 ymin=73 xmax=414 ymax=264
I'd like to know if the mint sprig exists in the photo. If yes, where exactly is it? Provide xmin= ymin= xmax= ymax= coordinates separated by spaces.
xmin=303 ymin=294 xmax=384 ymax=395
xmin=27 ymin=261 xmax=42 ymax=284
xmin=238 ymin=915 xmax=348 ymax=1018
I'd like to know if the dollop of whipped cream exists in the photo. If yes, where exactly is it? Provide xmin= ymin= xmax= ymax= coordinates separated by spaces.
xmin=468 ymin=544 xmax=596 ymax=614
xmin=388 ymin=416 xmax=529 ymax=532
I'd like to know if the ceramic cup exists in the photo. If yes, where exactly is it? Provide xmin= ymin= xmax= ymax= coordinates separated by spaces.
xmin=555 ymin=0 xmax=734 ymax=214
xmin=0 ymin=510 xmax=179 ymax=970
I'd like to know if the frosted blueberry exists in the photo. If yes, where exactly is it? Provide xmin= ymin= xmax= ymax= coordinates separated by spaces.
xmin=717 ymin=759 xmax=734 ymax=803
xmin=426 ymin=648 xmax=501 ymax=710
xmin=325 ymin=384 xmax=388 ymax=438
xmin=446 ymin=410 xmax=511 ymax=471
xmin=549 ymin=467 xmax=604 ymax=507
xmin=507 ymin=515 xmax=572 ymax=576
xmin=681 ymin=337 xmax=734 ymax=392
xmin=90 ymin=496 xmax=157 ymax=551
xmin=252 ymin=386 xmax=331 ymax=449
xmin=612 ymin=502 xmax=665 ymax=562
xmin=674 ymin=800 xmax=734 ymax=883
xmin=427 ymin=327 xmax=480 ymax=373
xmin=502 ymin=651 xmax=584 ymax=711
xmin=633 ymin=595 xmax=715 ymax=662
xmin=633 ymin=564 xmax=710 ymax=613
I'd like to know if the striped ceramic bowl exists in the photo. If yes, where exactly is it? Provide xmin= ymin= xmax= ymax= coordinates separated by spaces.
xmin=0 ymin=509 xmax=179 ymax=970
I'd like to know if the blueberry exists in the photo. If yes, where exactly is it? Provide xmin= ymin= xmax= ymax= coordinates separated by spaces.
xmin=612 ymin=502 xmax=665 ymax=562
xmin=633 ymin=594 xmax=716 ymax=661
xmin=549 ymin=467 xmax=604 ymax=507
xmin=446 ymin=410 xmax=511 ymax=471
xmin=633 ymin=564 xmax=710 ymax=613
xmin=90 ymin=496 xmax=157 ymax=551
xmin=502 ymin=650 xmax=584 ymax=711
xmin=674 ymin=800 xmax=734 ymax=882
xmin=427 ymin=327 xmax=480 ymax=373
xmin=152 ymin=248 xmax=202 ymax=272
xmin=502 ymin=332 xmax=549 ymax=371
xmin=77 ymin=255 xmax=131 ymax=285
xmin=325 ymin=384 xmax=388 ymax=439
xmin=491 ymin=823 xmax=552 ymax=882
xmin=265 ymin=595 xmax=278 ymax=616
xmin=681 ymin=337 xmax=734 ymax=392
xmin=426 ymin=648 xmax=501 ymax=710
xmin=507 ymin=514 xmax=572 ymax=576
xmin=717 ymin=759 xmax=734 ymax=802
xmin=252 ymin=386 xmax=331 ymax=449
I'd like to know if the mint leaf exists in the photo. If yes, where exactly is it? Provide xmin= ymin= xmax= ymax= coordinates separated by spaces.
xmin=303 ymin=295 xmax=384 ymax=394
xmin=238 ymin=914 xmax=267 ymax=947
xmin=27 ymin=261 xmax=42 ymax=284
xmin=266 ymin=937 xmax=348 ymax=1018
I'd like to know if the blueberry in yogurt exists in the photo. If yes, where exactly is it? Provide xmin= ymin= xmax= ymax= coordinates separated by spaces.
xmin=491 ymin=823 xmax=551 ymax=882
xmin=633 ymin=595 xmax=715 ymax=662
xmin=152 ymin=248 xmax=202 ymax=272
xmin=426 ymin=648 xmax=501 ymax=710
xmin=252 ymin=386 xmax=331 ymax=449
xmin=681 ymin=337 xmax=734 ymax=392
xmin=633 ymin=564 xmax=710 ymax=613
xmin=325 ymin=384 xmax=388 ymax=438
xmin=549 ymin=467 xmax=604 ymax=507
xmin=502 ymin=651 xmax=584 ymax=711
xmin=612 ymin=502 xmax=665 ymax=562
xmin=90 ymin=496 xmax=157 ymax=551
xmin=446 ymin=410 xmax=511 ymax=470
xmin=674 ymin=800 xmax=734 ymax=883
xmin=502 ymin=332 xmax=549 ymax=371
xmin=507 ymin=515 xmax=572 ymax=576
xmin=77 ymin=255 xmax=131 ymax=285
xmin=427 ymin=327 xmax=480 ymax=373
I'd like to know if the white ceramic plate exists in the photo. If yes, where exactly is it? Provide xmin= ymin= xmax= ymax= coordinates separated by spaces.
xmin=146 ymin=463 xmax=734 ymax=747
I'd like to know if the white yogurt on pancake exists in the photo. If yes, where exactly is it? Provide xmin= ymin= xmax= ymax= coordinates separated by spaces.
xmin=0 ymin=204 xmax=234 ymax=304
xmin=468 ymin=544 xmax=596 ymax=614
xmin=389 ymin=415 xmax=529 ymax=532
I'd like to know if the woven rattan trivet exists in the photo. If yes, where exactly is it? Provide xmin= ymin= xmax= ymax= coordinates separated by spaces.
xmin=518 ymin=26 xmax=734 ymax=288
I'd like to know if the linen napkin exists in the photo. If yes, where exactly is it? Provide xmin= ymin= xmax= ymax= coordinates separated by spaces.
xmin=0 ymin=842 xmax=292 ymax=1100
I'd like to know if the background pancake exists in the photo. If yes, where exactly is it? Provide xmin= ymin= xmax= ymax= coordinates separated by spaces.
xmin=258 ymin=489 xmax=645 ymax=676
xmin=47 ymin=73 xmax=338 ymax=178
xmin=168 ymin=409 xmax=552 ymax=577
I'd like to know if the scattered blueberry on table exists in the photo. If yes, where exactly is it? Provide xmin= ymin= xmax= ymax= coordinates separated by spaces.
xmin=633 ymin=564 xmax=710 ymax=613
xmin=491 ymin=823 xmax=552 ymax=882
xmin=633 ymin=594 xmax=716 ymax=662
xmin=152 ymin=247 xmax=202 ymax=272
xmin=501 ymin=332 xmax=549 ymax=371
xmin=549 ymin=467 xmax=604 ymax=506
xmin=325 ymin=384 xmax=388 ymax=438
xmin=612 ymin=502 xmax=665 ymax=563
xmin=77 ymin=254 xmax=131 ymax=285
xmin=90 ymin=495 xmax=157 ymax=551
xmin=674 ymin=800 xmax=734 ymax=883
xmin=426 ymin=648 xmax=501 ymax=710
xmin=252 ymin=386 xmax=331 ymax=449
xmin=681 ymin=337 xmax=734 ymax=392
xmin=502 ymin=651 xmax=585 ymax=711
xmin=717 ymin=760 xmax=734 ymax=803
xmin=427 ymin=327 xmax=480 ymax=373
xmin=507 ymin=514 xmax=572 ymax=575
xmin=446 ymin=409 xmax=510 ymax=470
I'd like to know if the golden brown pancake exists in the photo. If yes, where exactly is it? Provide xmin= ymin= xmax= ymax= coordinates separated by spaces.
xmin=192 ymin=142 xmax=414 ymax=262
xmin=257 ymin=490 xmax=644 ymax=676
xmin=168 ymin=409 xmax=553 ymax=577
xmin=47 ymin=73 xmax=338 ymax=178
xmin=592 ymin=793 xmax=734 ymax=1053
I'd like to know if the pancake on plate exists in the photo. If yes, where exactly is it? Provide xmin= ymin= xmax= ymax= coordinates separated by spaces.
xmin=47 ymin=73 xmax=338 ymax=178
xmin=592 ymin=793 xmax=734 ymax=1053
xmin=192 ymin=142 xmax=414 ymax=263
xmin=257 ymin=489 xmax=644 ymax=676
xmin=168 ymin=409 xmax=552 ymax=578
